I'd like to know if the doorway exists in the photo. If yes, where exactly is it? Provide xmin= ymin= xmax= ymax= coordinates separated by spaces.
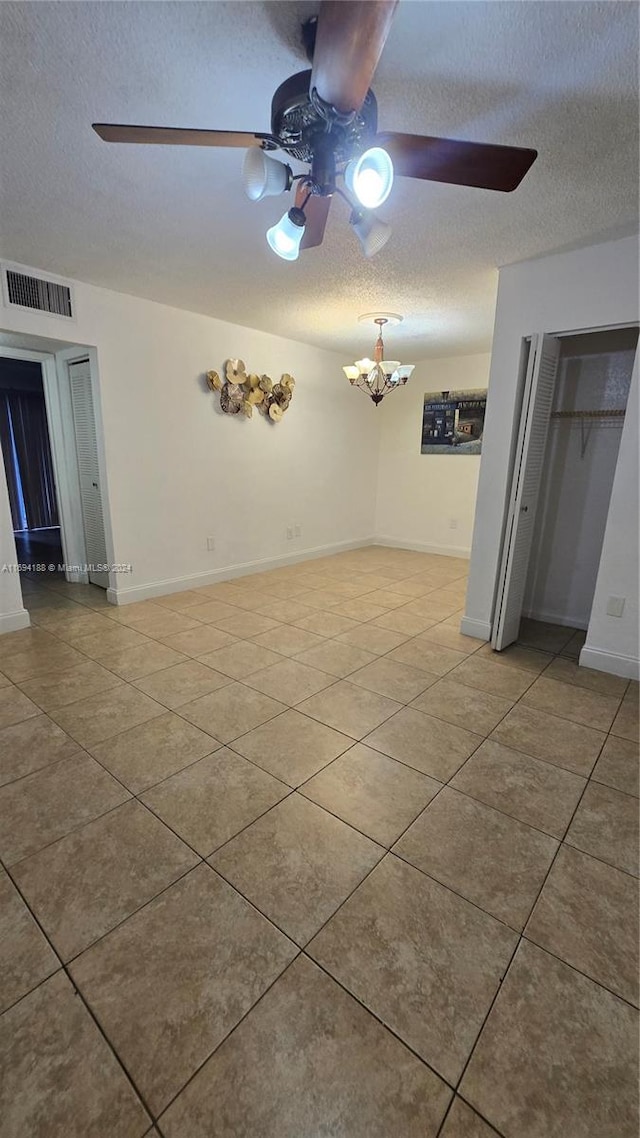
xmin=492 ymin=325 xmax=638 ymax=651
xmin=0 ymin=356 xmax=64 ymax=573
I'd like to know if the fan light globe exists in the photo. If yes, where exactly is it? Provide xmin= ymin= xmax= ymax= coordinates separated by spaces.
xmin=350 ymin=212 xmax=392 ymax=258
xmin=243 ymin=148 xmax=291 ymax=201
xmin=345 ymin=147 xmax=394 ymax=209
xmin=266 ymin=208 xmax=305 ymax=261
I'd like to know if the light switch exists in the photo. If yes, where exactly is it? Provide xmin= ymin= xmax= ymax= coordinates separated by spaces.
xmin=606 ymin=596 xmax=625 ymax=617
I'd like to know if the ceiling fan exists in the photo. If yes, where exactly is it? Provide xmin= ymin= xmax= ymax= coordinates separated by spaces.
xmin=93 ymin=0 xmax=537 ymax=261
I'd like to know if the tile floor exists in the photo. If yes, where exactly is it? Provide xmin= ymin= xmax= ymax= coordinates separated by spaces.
xmin=0 ymin=548 xmax=638 ymax=1137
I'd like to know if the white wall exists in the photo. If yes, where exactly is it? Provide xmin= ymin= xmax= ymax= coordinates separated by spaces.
xmin=464 ymin=233 xmax=639 ymax=675
xmin=0 ymin=273 xmax=380 ymax=608
xmin=582 ymin=355 xmax=639 ymax=678
xmin=524 ymin=331 xmax=636 ymax=630
xmin=374 ymin=353 xmax=490 ymax=556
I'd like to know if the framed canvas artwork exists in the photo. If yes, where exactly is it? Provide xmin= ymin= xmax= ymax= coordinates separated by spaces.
xmin=421 ymin=389 xmax=487 ymax=454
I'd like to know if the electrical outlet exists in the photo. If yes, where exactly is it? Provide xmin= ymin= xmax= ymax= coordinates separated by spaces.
xmin=606 ymin=596 xmax=625 ymax=617
xmin=294 ymin=523 xmax=302 ymax=538
xmin=286 ymin=526 xmax=294 ymax=541
xmin=449 ymin=518 xmax=458 ymax=530
xmin=206 ymin=536 xmax=215 ymax=551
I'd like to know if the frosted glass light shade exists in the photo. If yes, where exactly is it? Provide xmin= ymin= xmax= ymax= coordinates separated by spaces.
xmin=266 ymin=210 xmax=305 ymax=261
xmin=343 ymin=365 xmax=360 ymax=382
xmin=345 ymin=147 xmax=394 ymax=209
xmin=350 ymin=212 xmax=392 ymax=258
xmin=392 ymin=364 xmax=415 ymax=384
xmin=243 ymin=149 xmax=290 ymax=201
xmin=355 ymin=357 xmax=376 ymax=375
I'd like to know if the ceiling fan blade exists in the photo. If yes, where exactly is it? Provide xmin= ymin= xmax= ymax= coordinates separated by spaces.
xmin=296 ymin=185 xmax=332 ymax=249
xmin=310 ymin=0 xmax=398 ymax=116
xmin=377 ymin=132 xmax=537 ymax=192
xmin=92 ymin=124 xmax=273 ymax=148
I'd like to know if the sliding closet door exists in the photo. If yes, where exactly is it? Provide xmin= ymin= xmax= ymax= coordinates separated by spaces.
xmin=68 ymin=359 xmax=109 ymax=588
xmin=492 ymin=334 xmax=561 ymax=650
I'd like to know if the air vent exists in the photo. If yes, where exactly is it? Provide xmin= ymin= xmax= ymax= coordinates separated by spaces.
xmin=1 ymin=264 xmax=75 ymax=320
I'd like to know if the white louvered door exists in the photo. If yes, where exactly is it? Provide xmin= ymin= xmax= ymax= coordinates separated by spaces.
xmin=68 ymin=360 xmax=109 ymax=588
xmin=492 ymin=334 xmax=561 ymax=650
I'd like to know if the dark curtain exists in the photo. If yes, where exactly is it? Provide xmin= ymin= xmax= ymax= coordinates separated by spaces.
xmin=0 ymin=391 xmax=59 ymax=530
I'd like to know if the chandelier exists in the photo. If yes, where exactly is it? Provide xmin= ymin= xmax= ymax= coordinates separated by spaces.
xmin=343 ymin=314 xmax=414 ymax=405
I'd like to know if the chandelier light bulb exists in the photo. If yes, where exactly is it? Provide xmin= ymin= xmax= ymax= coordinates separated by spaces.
xmin=266 ymin=207 xmax=306 ymax=261
xmin=243 ymin=148 xmax=291 ymax=201
xmin=345 ymin=147 xmax=394 ymax=209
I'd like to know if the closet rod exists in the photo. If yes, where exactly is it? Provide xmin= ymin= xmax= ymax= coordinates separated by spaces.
xmin=550 ymin=409 xmax=625 ymax=419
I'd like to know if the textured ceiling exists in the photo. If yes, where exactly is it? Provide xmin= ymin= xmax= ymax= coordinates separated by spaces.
xmin=0 ymin=1 xmax=637 ymax=359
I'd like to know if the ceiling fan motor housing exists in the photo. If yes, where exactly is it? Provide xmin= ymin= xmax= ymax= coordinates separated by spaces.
xmin=270 ymin=70 xmax=378 ymax=171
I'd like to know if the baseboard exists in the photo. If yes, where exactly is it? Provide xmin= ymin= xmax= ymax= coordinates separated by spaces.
xmin=459 ymin=616 xmax=492 ymax=641
xmin=579 ymin=645 xmax=639 ymax=681
xmin=523 ymin=606 xmax=588 ymax=631
xmin=0 ymin=608 xmax=31 ymax=634
xmin=374 ymin=536 xmax=471 ymax=559
xmin=107 ymin=537 xmax=376 ymax=605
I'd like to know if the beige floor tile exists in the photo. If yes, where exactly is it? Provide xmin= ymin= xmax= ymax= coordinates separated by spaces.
xmin=252 ymin=624 xmax=327 ymax=657
xmin=104 ymin=601 xmax=169 ymax=627
xmin=592 ymin=734 xmax=639 ymax=797
xmin=522 ymin=675 xmax=620 ymax=732
xmin=70 ymin=865 xmax=296 ymax=1114
xmin=154 ymin=589 xmax=216 ymax=611
xmin=387 ymin=638 xmax=468 ymax=676
xmin=70 ymin=624 xmax=152 ymax=662
xmin=142 ymin=749 xmax=288 ymax=855
xmin=0 ymin=641 xmax=87 ymax=682
xmin=336 ymin=623 xmax=410 ymax=654
xmin=0 ymin=868 xmax=59 ymax=1013
xmin=198 ymin=640 xmax=285 ymax=679
xmin=611 ymin=689 xmax=639 ymax=741
xmin=309 ymin=855 xmax=517 ymax=1084
xmin=490 ymin=703 xmax=605 ymax=777
xmin=246 ymin=657 xmax=334 ymax=705
xmin=0 ymin=971 xmax=149 ymax=1137
xmin=17 ymin=661 xmax=124 ymax=712
xmin=0 ymin=715 xmax=80 ymax=787
xmin=211 ymin=794 xmax=382 ymax=944
xmin=12 ymin=800 xmax=199 ymax=960
xmin=134 ymin=660 xmax=231 ymax=709
xmin=451 ymin=740 xmax=586 ymax=839
xmin=230 ymin=709 xmax=353 ymax=786
xmin=419 ymin=623 xmax=481 ymax=654
xmin=110 ymin=610 xmax=202 ymax=640
xmin=0 ymin=685 xmax=40 ymax=729
xmin=0 ymin=752 xmax=130 ymax=866
xmin=360 ymin=589 xmax=414 ymax=610
xmin=349 ymin=657 xmax=436 ymax=703
xmin=365 ymin=706 xmax=482 ymax=781
xmin=565 ymin=782 xmax=639 ymax=876
xmin=181 ymin=600 xmax=245 ymax=624
xmin=543 ymin=656 xmax=629 ymax=697
xmin=293 ymin=610 xmax=360 ymax=637
xmin=159 ymin=955 xmax=450 ymax=1138
xmin=518 ymin=619 xmax=577 ymax=654
xmin=395 ymin=787 xmax=558 ymax=930
xmin=159 ymin=625 xmax=237 ymax=657
xmin=301 ymin=744 xmax=440 ymax=847
xmin=96 ymin=640 xmax=188 ymax=681
xmin=460 ymin=940 xmax=639 ymax=1138
xmin=298 ymin=680 xmax=401 ymax=740
xmin=373 ymin=608 xmax=438 ymax=635
xmin=37 ymin=611 xmax=116 ymax=641
xmin=559 ymin=628 xmax=587 ymax=659
xmin=440 ymin=1098 xmax=501 ymax=1137
xmin=209 ymin=611 xmax=282 ymax=639
xmin=411 ymin=678 xmax=514 ymax=737
xmin=330 ymin=599 xmax=390 ymax=622
xmin=474 ymin=641 xmax=552 ymax=674
xmin=526 ymin=845 xmax=639 ymax=1005
xmin=181 ymin=682 xmax=286 ymax=743
xmin=89 ymin=711 xmax=218 ymax=794
xmin=294 ymin=639 xmax=377 ymax=678
xmin=49 ymin=685 xmax=164 ymax=748
xmin=0 ymin=626 xmax=56 ymax=661
xmin=254 ymin=598 xmax=319 ymax=624
xmin=448 ymin=656 xmax=536 ymax=700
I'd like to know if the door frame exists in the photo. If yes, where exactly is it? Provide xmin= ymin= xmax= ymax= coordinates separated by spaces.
xmin=0 ymin=345 xmax=113 ymax=590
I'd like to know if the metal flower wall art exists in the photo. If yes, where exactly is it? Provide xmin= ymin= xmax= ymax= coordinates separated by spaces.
xmin=206 ymin=359 xmax=295 ymax=422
